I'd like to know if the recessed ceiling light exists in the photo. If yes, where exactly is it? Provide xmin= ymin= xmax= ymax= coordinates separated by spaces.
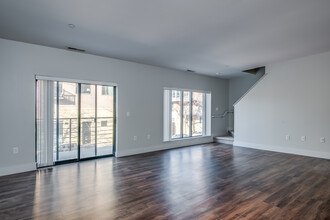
xmin=68 ymin=24 xmax=76 ymax=29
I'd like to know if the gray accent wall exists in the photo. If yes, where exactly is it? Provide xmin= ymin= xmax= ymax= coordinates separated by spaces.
xmin=0 ymin=38 xmax=229 ymax=176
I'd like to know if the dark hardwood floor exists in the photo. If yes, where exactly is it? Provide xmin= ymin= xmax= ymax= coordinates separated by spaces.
xmin=0 ymin=143 xmax=329 ymax=220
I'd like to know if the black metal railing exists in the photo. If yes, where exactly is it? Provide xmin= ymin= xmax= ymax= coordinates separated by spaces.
xmin=36 ymin=117 xmax=114 ymax=153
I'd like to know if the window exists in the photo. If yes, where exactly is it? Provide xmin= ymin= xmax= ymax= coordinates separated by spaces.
xmin=183 ymin=91 xmax=190 ymax=137
xmin=102 ymin=85 xmax=113 ymax=95
xmin=81 ymin=84 xmax=91 ymax=94
xmin=192 ymin=92 xmax=204 ymax=136
xmin=164 ymin=88 xmax=211 ymax=141
xmin=171 ymin=90 xmax=181 ymax=138
xmin=101 ymin=120 xmax=107 ymax=127
xmin=58 ymin=82 xmax=76 ymax=105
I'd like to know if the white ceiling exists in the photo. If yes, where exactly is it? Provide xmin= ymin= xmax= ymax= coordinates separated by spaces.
xmin=0 ymin=0 xmax=329 ymax=78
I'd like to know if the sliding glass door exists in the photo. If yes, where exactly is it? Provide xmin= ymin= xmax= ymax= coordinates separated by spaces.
xmin=36 ymin=79 xmax=116 ymax=167
xmin=57 ymin=81 xmax=79 ymax=161
xmin=96 ymin=85 xmax=115 ymax=156
xmin=80 ymin=84 xmax=96 ymax=159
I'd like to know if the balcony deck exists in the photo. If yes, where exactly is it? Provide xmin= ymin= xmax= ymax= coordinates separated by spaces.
xmin=54 ymin=146 xmax=113 ymax=161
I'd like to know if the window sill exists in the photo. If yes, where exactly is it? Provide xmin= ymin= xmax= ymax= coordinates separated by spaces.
xmin=163 ymin=135 xmax=211 ymax=142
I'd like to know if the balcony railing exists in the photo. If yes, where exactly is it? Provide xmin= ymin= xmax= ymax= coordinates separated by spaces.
xmin=36 ymin=117 xmax=114 ymax=153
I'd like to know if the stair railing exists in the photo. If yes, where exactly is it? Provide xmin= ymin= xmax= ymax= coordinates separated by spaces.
xmin=212 ymin=110 xmax=234 ymax=118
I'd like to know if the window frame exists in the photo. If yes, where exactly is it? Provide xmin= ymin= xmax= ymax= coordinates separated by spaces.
xmin=164 ymin=88 xmax=211 ymax=141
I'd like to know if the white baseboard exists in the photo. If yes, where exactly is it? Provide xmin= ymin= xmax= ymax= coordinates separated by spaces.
xmin=233 ymin=141 xmax=330 ymax=160
xmin=116 ymin=137 xmax=213 ymax=157
xmin=0 ymin=163 xmax=36 ymax=177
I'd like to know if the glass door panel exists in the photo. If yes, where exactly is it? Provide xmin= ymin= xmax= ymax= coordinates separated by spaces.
xmin=56 ymin=82 xmax=78 ymax=161
xmin=80 ymin=84 xmax=96 ymax=159
xmin=96 ymin=85 xmax=114 ymax=156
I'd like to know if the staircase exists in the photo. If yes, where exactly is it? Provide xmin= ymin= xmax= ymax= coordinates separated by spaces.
xmin=214 ymin=130 xmax=234 ymax=145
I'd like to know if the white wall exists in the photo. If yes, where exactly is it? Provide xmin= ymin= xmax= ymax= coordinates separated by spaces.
xmin=228 ymin=69 xmax=264 ymax=130
xmin=234 ymin=51 xmax=330 ymax=159
xmin=0 ymin=38 xmax=229 ymax=176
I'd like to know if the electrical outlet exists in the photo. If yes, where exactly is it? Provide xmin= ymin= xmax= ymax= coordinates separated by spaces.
xmin=147 ymin=134 xmax=151 ymax=140
xmin=301 ymin=136 xmax=306 ymax=142
xmin=13 ymin=147 xmax=19 ymax=154
xmin=285 ymin=135 xmax=290 ymax=141
xmin=133 ymin=136 xmax=137 ymax=141
xmin=320 ymin=137 xmax=326 ymax=143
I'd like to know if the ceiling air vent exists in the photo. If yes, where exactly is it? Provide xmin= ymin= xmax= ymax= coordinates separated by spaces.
xmin=186 ymin=69 xmax=195 ymax=73
xmin=66 ymin=47 xmax=86 ymax=53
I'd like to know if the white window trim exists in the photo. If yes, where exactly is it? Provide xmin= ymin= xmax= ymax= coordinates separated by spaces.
xmin=163 ymin=88 xmax=211 ymax=142
xmin=36 ymin=75 xmax=118 ymax=87
xmin=164 ymin=87 xmax=211 ymax=94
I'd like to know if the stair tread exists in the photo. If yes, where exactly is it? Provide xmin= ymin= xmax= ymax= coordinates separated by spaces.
xmin=215 ymin=136 xmax=234 ymax=141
